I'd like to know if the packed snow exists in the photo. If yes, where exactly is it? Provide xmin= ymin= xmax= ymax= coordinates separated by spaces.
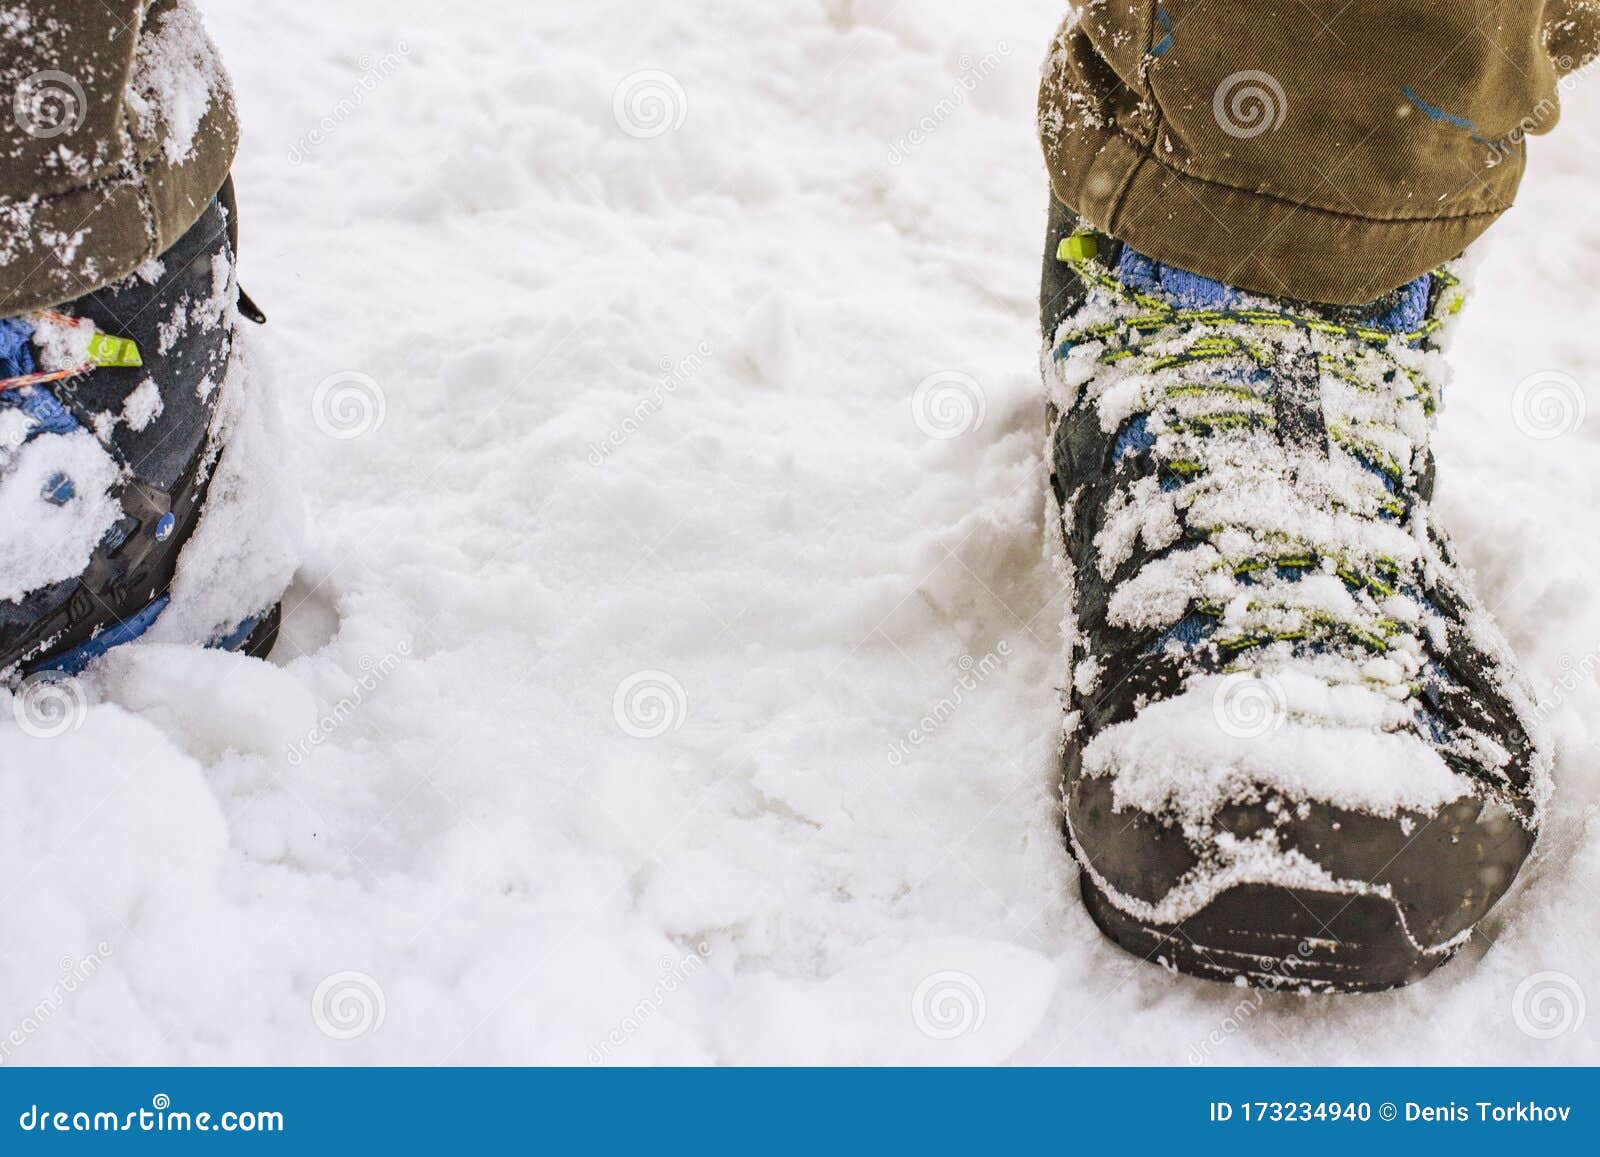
xmin=0 ymin=429 xmax=120 ymax=601
xmin=2 ymin=0 xmax=1598 ymax=1064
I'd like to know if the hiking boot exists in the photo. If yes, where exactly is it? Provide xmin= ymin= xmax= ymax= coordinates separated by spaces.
xmin=1039 ymin=196 xmax=1547 ymax=992
xmin=1 ymin=179 xmax=283 ymax=678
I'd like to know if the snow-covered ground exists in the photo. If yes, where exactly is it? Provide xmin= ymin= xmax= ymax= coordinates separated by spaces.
xmin=3 ymin=0 xmax=1598 ymax=1064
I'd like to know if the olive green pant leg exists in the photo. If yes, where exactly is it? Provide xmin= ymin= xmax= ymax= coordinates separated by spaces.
xmin=1038 ymin=0 xmax=1600 ymax=304
xmin=1 ymin=0 xmax=238 ymax=315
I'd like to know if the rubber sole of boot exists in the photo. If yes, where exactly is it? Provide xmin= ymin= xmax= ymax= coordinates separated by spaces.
xmin=235 ymin=601 xmax=282 ymax=661
xmin=1079 ymin=870 xmax=1458 ymax=993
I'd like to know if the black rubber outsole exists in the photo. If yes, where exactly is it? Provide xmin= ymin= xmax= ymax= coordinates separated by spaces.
xmin=1080 ymin=870 xmax=1458 ymax=993
xmin=234 ymin=601 xmax=282 ymax=661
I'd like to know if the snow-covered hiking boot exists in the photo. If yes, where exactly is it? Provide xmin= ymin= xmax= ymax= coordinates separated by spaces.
xmin=1 ymin=181 xmax=283 ymax=678
xmin=1039 ymin=197 xmax=1548 ymax=992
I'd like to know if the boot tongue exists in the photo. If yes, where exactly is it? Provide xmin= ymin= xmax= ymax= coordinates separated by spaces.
xmin=1113 ymin=246 xmax=1431 ymax=335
